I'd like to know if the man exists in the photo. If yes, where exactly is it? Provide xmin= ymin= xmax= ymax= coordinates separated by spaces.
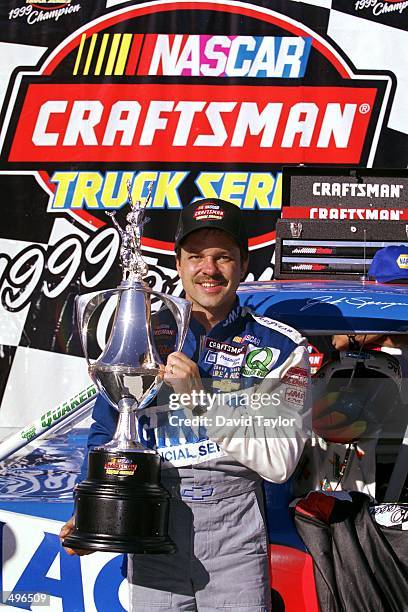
xmin=61 ymin=198 xmax=311 ymax=611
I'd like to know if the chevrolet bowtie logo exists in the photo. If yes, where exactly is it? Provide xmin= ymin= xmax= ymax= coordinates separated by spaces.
xmin=181 ymin=486 xmax=214 ymax=501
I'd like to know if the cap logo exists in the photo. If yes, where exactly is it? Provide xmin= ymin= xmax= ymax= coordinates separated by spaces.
xmin=397 ymin=254 xmax=408 ymax=268
xmin=193 ymin=203 xmax=225 ymax=221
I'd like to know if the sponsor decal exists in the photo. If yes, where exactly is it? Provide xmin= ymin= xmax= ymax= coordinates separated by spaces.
xmin=104 ymin=457 xmax=137 ymax=476
xmin=233 ymin=334 xmax=260 ymax=345
xmin=205 ymin=338 xmax=246 ymax=355
xmin=40 ymin=384 xmax=97 ymax=428
xmin=0 ymin=0 xmax=393 ymax=255
xmin=21 ymin=425 xmax=37 ymax=441
xmin=312 ymin=181 xmax=404 ymax=198
xmin=194 ymin=203 xmax=225 ymax=221
xmin=282 ymin=207 xmax=408 ymax=221
xmin=397 ymin=254 xmax=408 ymax=268
xmin=154 ymin=325 xmax=175 ymax=336
xmin=282 ymin=367 xmax=309 ymax=388
xmin=205 ymin=351 xmax=217 ymax=364
xmin=204 ymin=338 xmax=246 ymax=381
xmin=307 ymin=344 xmax=324 ymax=374
xmin=244 ymin=334 xmax=261 ymax=346
xmin=242 ymin=347 xmax=280 ymax=378
xmin=284 ymin=387 xmax=305 ymax=406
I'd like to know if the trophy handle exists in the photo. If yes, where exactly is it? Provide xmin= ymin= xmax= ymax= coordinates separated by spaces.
xmin=154 ymin=294 xmax=192 ymax=353
xmin=75 ymin=289 xmax=121 ymax=363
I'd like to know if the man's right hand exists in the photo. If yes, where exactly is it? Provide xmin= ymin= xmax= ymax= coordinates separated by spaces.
xmin=59 ymin=516 xmax=93 ymax=556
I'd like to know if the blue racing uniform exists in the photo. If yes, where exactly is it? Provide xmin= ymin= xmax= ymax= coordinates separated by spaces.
xmin=85 ymin=299 xmax=311 ymax=611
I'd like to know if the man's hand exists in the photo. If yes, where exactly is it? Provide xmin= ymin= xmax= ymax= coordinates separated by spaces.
xmin=331 ymin=334 xmax=385 ymax=351
xmin=59 ymin=516 xmax=93 ymax=556
xmin=164 ymin=351 xmax=204 ymax=400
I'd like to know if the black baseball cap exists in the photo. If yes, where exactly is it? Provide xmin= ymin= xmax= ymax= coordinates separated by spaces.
xmin=174 ymin=198 xmax=248 ymax=253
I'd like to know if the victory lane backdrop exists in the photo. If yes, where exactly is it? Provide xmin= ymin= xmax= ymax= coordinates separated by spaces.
xmin=0 ymin=0 xmax=408 ymax=426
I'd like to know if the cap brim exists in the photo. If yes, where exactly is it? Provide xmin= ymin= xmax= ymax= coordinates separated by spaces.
xmin=175 ymin=224 xmax=248 ymax=252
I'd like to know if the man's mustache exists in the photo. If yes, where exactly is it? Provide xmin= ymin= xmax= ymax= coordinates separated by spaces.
xmin=194 ymin=275 xmax=227 ymax=284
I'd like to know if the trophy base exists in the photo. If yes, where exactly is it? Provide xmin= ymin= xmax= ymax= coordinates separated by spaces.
xmin=63 ymin=532 xmax=176 ymax=554
xmin=63 ymin=449 xmax=176 ymax=554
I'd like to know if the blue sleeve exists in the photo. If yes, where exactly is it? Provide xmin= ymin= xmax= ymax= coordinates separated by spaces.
xmin=78 ymin=394 xmax=118 ymax=482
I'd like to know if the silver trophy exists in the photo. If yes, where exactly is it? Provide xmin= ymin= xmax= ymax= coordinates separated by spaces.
xmin=63 ymin=182 xmax=191 ymax=554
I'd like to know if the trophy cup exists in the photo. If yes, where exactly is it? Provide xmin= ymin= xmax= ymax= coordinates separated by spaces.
xmin=63 ymin=183 xmax=191 ymax=554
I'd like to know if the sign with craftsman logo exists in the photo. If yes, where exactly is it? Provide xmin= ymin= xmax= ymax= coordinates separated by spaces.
xmin=0 ymin=0 xmax=407 ymax=432
xmin=0 ymin=0 xmax=393 ymax=258
xmin=284 ymin=168 xmax=408 ymax=210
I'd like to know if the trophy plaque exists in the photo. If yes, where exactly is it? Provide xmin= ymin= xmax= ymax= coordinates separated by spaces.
xmin=63 ymin=183 xmax=191 ymax=554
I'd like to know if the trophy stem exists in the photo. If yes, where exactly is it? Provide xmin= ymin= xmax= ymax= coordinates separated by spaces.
xmin=104 ymin=399 xmax=149 ymax=452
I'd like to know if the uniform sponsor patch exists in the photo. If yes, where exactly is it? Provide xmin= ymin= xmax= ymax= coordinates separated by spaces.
xmin=284 ymin=387 xmax=305 ymax=406
xmin=252 ymin=314 xmax=303 ymax=343
xmin=205 ymin=350 xmax=218 ymax=364
xmin=233 ymin=334 xmax=261 ymax=345
xmin=204 ymin=338 xmax=246 ymax=382
xmin=242 ymin=347 xmax=280 ymax=378
xmin=205 ymin=338 xmax=246 ymax=355
xmin=283 ymin=367 xmax=309 ymax=387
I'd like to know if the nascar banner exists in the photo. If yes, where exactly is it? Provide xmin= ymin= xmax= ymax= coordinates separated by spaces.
xmin=0 ymin=0 xmax=407 ymax=425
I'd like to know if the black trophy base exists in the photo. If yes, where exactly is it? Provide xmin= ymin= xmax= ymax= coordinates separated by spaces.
xmin=63 ymin=448 xmax=176 ymax=554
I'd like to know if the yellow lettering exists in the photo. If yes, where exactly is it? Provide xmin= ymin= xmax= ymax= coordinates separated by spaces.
xmin=154 ymin=172 xmax=188 ymax=208
xmin=244 ymin=173 xmax=274 ymax=209
xmin=71 ymin=172 xmax=103 ymax=208
xmin=196 ymin=172 xmax=223 ymax=199
xmin=219 ymin=173 xmax=247 ymax=205
xmin=131 ymin=171 xmax=158 ymax=202
xmin=49 ymin=171 xmax=78 ymax=208
xmin=100 ymin=171 xmax=134 ymax=208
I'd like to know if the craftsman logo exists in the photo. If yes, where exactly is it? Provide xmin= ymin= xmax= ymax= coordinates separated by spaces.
xmin=8 ymin=84 xmax=378 ymax=164
xmin=194 ymin=204 xmax=225 ymax=221
xmin=0 ymin=0 xmax=393 ymax=245
xmin=205 ymin=338 xmax=246 ymax=355
xmin=282 ymin=207 xmax=408 ymax=221
xmin=104 ymin=457 xmax=137 ymax=476
xmin=311 ymin=208 xmax=404 ymax=221
xmin=312 ymin=182 xmax=404 ymax=198
xmin=242 ymin=347 xmax=280 ymax=378
xmin=397 ymin=254 xmax=408 ymax=268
